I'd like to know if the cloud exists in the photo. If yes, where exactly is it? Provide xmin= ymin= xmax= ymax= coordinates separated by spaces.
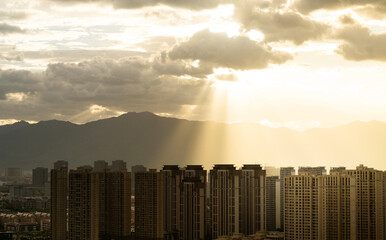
xmin=0 ymin=69 xmax=41 ymax=101
xmin=0 ymin=11 xmax=28 ymax=20
xmin=0 ymin=57 xmax=214 ymax=122
xmin=0 ymin=23 xmax=26 ymax=35
xmin=356 ymin=5 xmax=386 ymax=19
xmin=0 ymin=45 xmax=23 ymax=61
xmin=335 ymin=24 xmax=386 ymax=61
xmin=293 ymin=0 xmax=386 ymax=15
xmin=339 ymin=14 xmax=356 ymax=24
xmin=22 ymin=50 xmax=150 ymax=62
xmin=48 ymin=0 xmax=231 ymax=10
xmin=234 ymin=3 xmax=329 ymax=45
xmin=214 ymin=73 xmax=239 ymax=81
xmin=168 ymin=29 xmax=292 ymax=70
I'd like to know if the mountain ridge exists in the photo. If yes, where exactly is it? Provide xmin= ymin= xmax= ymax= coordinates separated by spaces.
xmin=1 ymin=112 xmax=385 ymax=171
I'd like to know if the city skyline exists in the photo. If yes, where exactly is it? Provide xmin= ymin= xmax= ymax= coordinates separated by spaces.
xmin=1 ymin=1 xmax=385 ymax=239
xmin=3 ymin=160 xmax=386 ymax=239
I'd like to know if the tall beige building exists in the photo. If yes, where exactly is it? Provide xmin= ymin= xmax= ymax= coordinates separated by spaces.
xmin=51 ymin=161 xmax=68 ymax=240
xmin=209 ymin=164 xmax=241 ymax=239
xmin=318 ymin=172 xmax=357 ymax=240
xmin=346 ymin=165 xmax=384 ymax=240
xmin=69 ymin=168 xmax=92 ymax=240
xmin=279 ymin=167 xmax=295 ymax=230
xmin=240 ymin=164 xmax=265 ymax=235
xmin=179 ymin=165 xmax=206 ymax=240
xmin=285 ymin=166 xmax=384 ymax=240
xmin=135 ymin=169 xmax=165 ymax=240
xmin=284 ymin=173 xmax=319 ymax=240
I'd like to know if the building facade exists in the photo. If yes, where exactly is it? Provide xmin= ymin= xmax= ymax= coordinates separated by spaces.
xmin=318 ymin=172 xmax=357 ymax=240
xmin=179 ymin=165 xmax=206 ymax=240
xmin=279 ymin=167 xmax=295 ymax=230
xmin=298 ymin=167 xmax=326 ymax=176
xmin=51 ymin=161 xmax=68 ymax=240
xmin=90 ymin=169 xmax=131 ymax=240
xmin=135 ymin=169 xmax=164 ymax=240
xmin=161 ymin=165 xmax=182 ymax=238
xmin=209 ymin=164 xmax=241 ymax=239
xmin=266 ymin=176 xmax=280 ymax=231
xmin=284 ymin=173 xmax=319 ymax=240
xmin=346 ymin=165 xmax=384 ymax=240
xmin=69 ymin=168 xmax=92 ymax=240
xmin=240 ymin=165 xmax=266 ymax=235
xmin=32 ymin=167 xmax=48 ymax=187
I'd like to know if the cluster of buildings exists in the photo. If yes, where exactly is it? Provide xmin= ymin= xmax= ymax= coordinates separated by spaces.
xmin=0 ymin=212 xmax=50 ymax=233
xmin=0 ymin=166 xmax=50 ymax=212
xmin=13 ymin=160 xmax=386 ymax=240
xmin=135 ymin=164 xmax=266 ymax=240
xmin=284 ymin=165 xmax=386 ymax=240
xmin=51 ymin=160 xmax=131 ymax=240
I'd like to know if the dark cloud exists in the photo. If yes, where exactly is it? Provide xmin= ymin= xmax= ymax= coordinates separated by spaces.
xmin=168 ymin=29 xmax=292 ymax=70
xmin=0 ymin=23 xmax=26 ymax=35
xmin=48 ymin=0 xmax=231 ymax=10
xmin=293 ymin=0 xmax=386 ymax=15
xmin=0 ymin=69 xmax=42 ymax=100
xmin=335 ymin=24 xmax=386 ymax=61
xmin=0 ymin=57 xmax=214 ymax=121
xmin=234 ymin=3 xmax=329 ymax=45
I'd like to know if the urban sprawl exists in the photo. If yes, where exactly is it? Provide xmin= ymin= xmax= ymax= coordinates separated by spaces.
xmin=1 ymin=161 xmax=385 ymax=240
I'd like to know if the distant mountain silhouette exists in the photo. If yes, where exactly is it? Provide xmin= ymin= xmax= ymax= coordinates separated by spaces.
xmin=1 ymin=112 xmax=385 ymax=170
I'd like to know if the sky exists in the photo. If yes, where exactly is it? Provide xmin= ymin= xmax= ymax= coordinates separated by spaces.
xmin=1 ymin=0 xmax=386 ymax=130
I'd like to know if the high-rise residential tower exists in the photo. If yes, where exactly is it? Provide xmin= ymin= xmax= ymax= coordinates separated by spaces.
xmin=90 ymin=169 xmax=131 ymax=240
xmin=51 ymin=161 xmax=68 ymax=240
xmin=330 ymin=167 xmax=346 ymax=174
xmin=131 ymin=165 xmax=147 ymax=195
xmin=266 ymin=176 xmax=280 ymax=231
xmin=209 ymin=164 xmax=241 ymax=239
xmin=69 ymin=167 xmax=92 ymax=240
xmin=284 ymin=173 xmax=319 ymax=240
xmin=135 ymin=169 xmax=164 ymax=240
xmin=240 ymin=164 xmax=266 ymax=235
xmin=5 ymin=167 xmax=22 ymax=184
xmin=179 ymin=165 xmax=206 ymax=240
xmin=161 ymin=165 xmax=182 ymax=239
xmin=285 ymin=170 xmax=358 ymax=240
xmin=298 ymin=166 xmax=326 ymax=176
xmin=346 ymin=165 xmax=384 ymax=240
xmin=32 ymin=167 xmax=48 ymax=187
xmin=318 ymin=172 xmax=357 ymax=240
xmin=94 ymin=160 xmax=108 ymax=172
xmin=111 ymin=160 xmax=126 ymax=171
xmin=279 ymin=167 xmax=295 ymax=230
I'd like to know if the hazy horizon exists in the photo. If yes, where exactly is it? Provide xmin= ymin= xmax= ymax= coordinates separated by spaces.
xmin=1 ymin=110 xmax=385 ymax=131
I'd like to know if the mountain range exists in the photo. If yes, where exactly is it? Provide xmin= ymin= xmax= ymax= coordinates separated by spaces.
xmin=0 ymin=112 xmax=385 ymax=171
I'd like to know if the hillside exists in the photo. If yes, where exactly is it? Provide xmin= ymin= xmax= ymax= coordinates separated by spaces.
xmin=0 ymin=112 xmax=385 ymax=170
